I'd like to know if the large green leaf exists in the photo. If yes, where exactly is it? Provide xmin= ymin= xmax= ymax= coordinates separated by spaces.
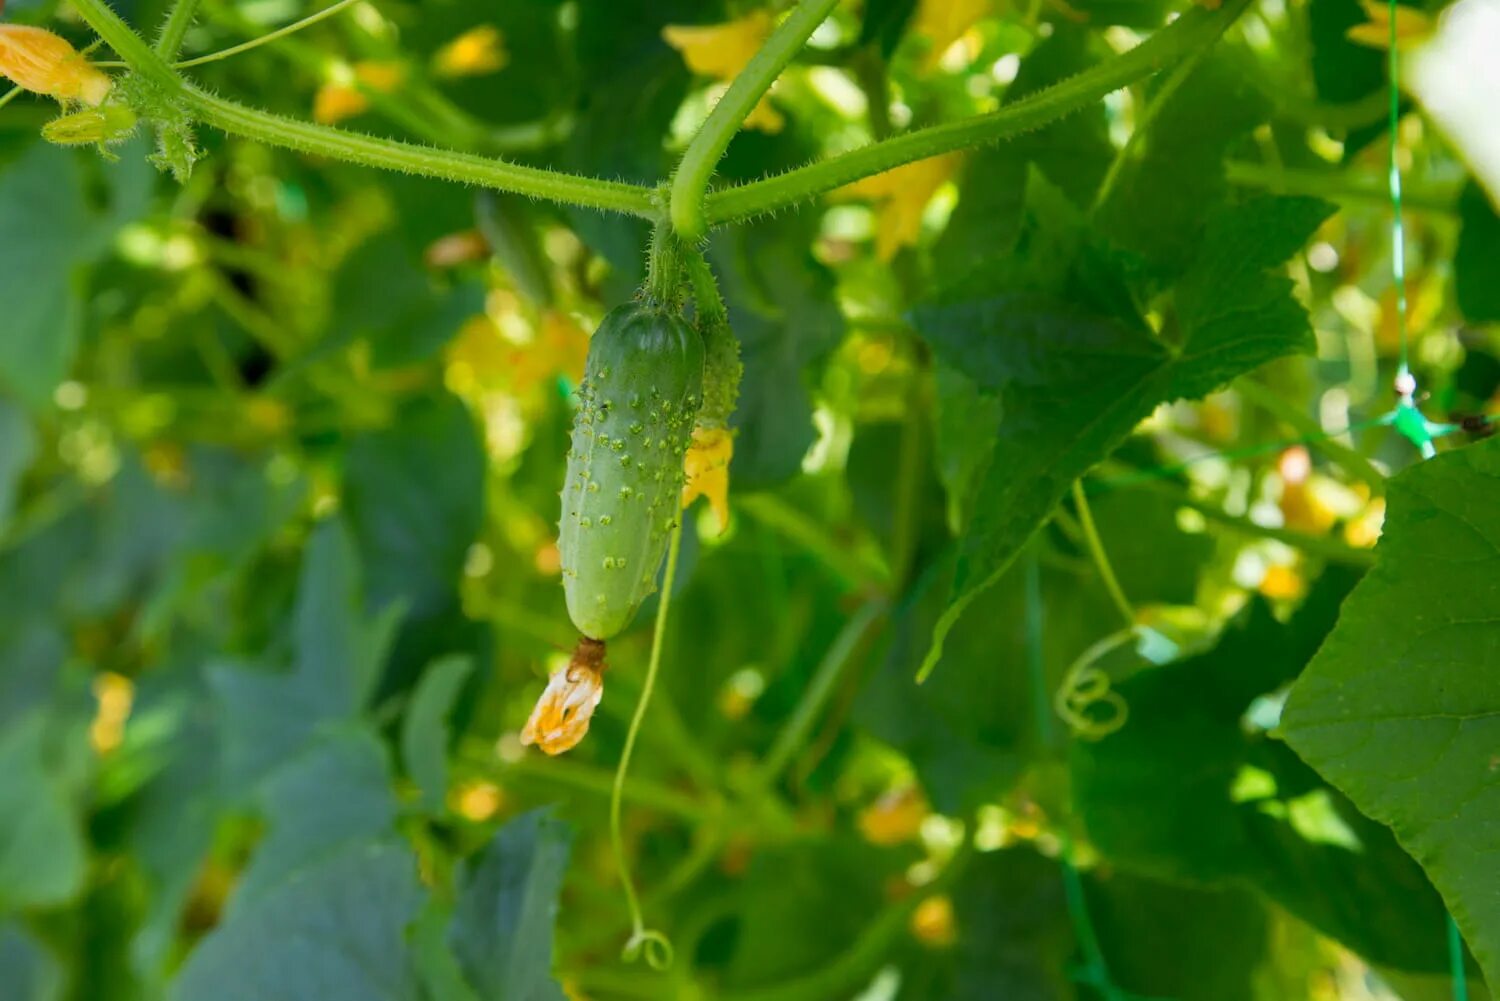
xmin=711 ymin=217 xmax=845 ymax=489
xmin=400 ymin=655 xmax=474 ymax=814
xmin=449 ymin=809 xmax=573 ymax=1001
xmin=210 ymin=519 xmax=399 ymax=788
xmin=913 ymin=189 xmax=1333 ymax=678
xmin=0 ymin=923 xmax=63 ymax=1001
xmin=344 ymin=392 xmax=485 ymax=622
xmin=1075 ymin=578 xmax=1455 ymax=972
xmin=0 ymin=714 xmax=87 ymax=912
xmin=171 ymin=841 xmax=427 ymax=1001
xmin=1282 ymin=436 xmax=1500 ymax=986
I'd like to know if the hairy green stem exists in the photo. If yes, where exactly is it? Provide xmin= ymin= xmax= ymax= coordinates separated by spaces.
xmin=68 ymin=0 xmax=657 ymax=216
xmin=670 ymin=0 xmax=841 ymax=239
xmin=154 ymin=0 xmax=202 ymax=60
xmin=703 ymin=0 xmax=1251 ymax=226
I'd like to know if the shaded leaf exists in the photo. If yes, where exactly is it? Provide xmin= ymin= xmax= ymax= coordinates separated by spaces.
xmin=914 ymin=188 xmax=1333 ymax=678
xmin=1283 ymin=436 xmax=1500 ymax=986
xmin=171 ymin=842 xmax=426 ymax=1001
xmin=400 ymin=655 xmax=474 ymax=814
xmin=450 ymin=809 xmax=573 ymax=1001
xmin=1076 ymin=578 xmax=1455 ymax=971
xmin=1456 ymin=182 xmax=1500 ymax=324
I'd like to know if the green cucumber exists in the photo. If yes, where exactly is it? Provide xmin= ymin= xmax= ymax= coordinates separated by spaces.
xmin=559 ymin=301 xmax=705 ymax=640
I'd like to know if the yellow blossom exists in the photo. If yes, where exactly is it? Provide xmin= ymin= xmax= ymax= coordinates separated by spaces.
xmin=434 ymin=25 xmax=508 ymax=79
xmin=663 ymin=12 xmax=784 ymax=133
xmin=1259 ymin=563 xmax=1307 ymax=601
xmin=912 ymin=0 xmax=991 ymax=71
xmin=857 ymin=786 xmax=929 ymax=846
xmin=1347 ymin=0 xmax=1433 ymax=49
xmin=682 ymin=425 xmax=734 ymax=532
xmin=910 ymin=895 xmax=958 ymax=948
xmin=89 ymin=672 xmax=133 ymax=755
xmin=521 ymin=640 xmax=606 ymax=756
xmin=0 ymin=24 xmax=111 ymax=105
xmin=312 ymin=61 xmax=405 ymax=125
xmin=839 ymin=153 xmax=962 ymax=261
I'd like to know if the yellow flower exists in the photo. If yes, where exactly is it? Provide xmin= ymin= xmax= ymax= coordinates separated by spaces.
xmin=681 ymin=425 xmax=734 ymax=533
xmin=434 ymin=25 xmax=508 ymax=79
xmin=909 ymin=895 xmax=957 ymax=948
xmin=857 ymin=786 xmax=929 ymax=846
xmin=663 ymin=12 xmax=784 ymax=133
xmin=0 ymin=24 xmax=111 ymax=105
xmin=312 ymin=61 xmax=405 ymax=124
xmin=912 ymin=0 xmax=991 ymax=71
xmin=1347 ymin=0 xmax=1433 ymax=50
xmin=520 ymin=640 xmax=606 ymax=756
xmin=839 ymin=153 xmax=962 ymax=261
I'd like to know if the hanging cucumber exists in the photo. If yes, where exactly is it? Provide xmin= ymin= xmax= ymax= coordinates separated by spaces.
xmin=558 ymin=300 xmax=705 ymax=641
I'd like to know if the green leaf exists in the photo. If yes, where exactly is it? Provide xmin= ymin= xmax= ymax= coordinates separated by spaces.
xmin=234 ymin=728 xmax=400 ymax=906
xmin=344 ymin=392 xmax=485 ymax=621
xmin=210 ymin=519 xmax=399 ymax=787
xmin=929 ymin=362 xmax=1002 ymax=534
xmin=0 ymin=398 xmax=34 ymax=527
xmin=724 ymin=841 xmax=898 ymax=988
xmin=1282 ymin=436 xmax=1500 ymax=987
xmin=0 ymin=142 xmax=151 ymax=408
xmin=1086 ymin=874 xmax=1269 ymax=1001
xmin=171 ymin=841 xmax=427 ymax=1001
xmin=711 ymin=218 xmax=844 ymax=488
xmin=857 ymin=550 xmax=1116 ymax=813
xmin=450 ymin=809 xmax=573 ymax=1001
xmin=400 ymin=656 xmax=474 ymax=814
xmin=1096 ymin=55 xmax=1268 ymax=274
xmin=943 ymin=848 xmax=1074 ymax=1000
xmin=913 ymin=189 xmax=1333 ymax=679
xmin=1086 ymin=490 xmax=1211 ymax=606
xmin=0 ymin=714 xmax=87 ymax=912
xmin=1455 ymin=183 xmax=1500 ymax=324
xmin=0 ymin=923 xmax=64 ymax=1001
xmin=1075 ymin=578 xmax=1455 ymax=972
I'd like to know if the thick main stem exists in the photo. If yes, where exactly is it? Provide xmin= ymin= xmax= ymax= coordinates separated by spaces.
xmin=669 ymin=0 xmax=841 ymax=240
xmin=68 ymin=0 xmax=658 ymax=217
xmin=703 ymin=0 xmax=1252 ymax=226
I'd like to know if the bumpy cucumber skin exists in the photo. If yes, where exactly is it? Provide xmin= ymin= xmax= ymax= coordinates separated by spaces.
xmin=559 ymin=302 xmax=705 ymax=640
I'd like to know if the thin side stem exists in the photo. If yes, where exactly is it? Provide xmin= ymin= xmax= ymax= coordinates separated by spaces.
xmin=1070 ymin=481 xmax=1135 ymax=630
xmin=175 ymin=0 xmax=361 ymax=68
xmin=670 ymin=0 xmax=841 ymax=240
xmin=154 ymin=0 xmax=202 ymax=60
xmin=67 ymin=0 xmax=657 ymax=216
xmin=703 ymin=0 xmax=1251 ymax=226
xmin=754 ymin=599 xmax=885 ymax=789
xmin=610 ymin=523 xmax=685 ymax=971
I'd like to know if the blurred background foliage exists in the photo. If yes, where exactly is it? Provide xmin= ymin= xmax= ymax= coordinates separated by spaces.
xmin=0 ymin=0 xmax=1497 ymax=999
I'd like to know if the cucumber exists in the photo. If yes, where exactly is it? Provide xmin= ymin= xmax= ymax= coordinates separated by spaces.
xmin=559 ymin=301 xmax=705 ymax=640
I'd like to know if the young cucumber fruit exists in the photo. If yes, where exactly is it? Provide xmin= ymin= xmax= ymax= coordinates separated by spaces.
xmin=559 ymin=302 xmax=705 ymax=640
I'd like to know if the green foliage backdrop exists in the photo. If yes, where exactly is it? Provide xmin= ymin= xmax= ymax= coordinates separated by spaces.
xmin=0 ymin=0 xmax=1497 ymax=999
